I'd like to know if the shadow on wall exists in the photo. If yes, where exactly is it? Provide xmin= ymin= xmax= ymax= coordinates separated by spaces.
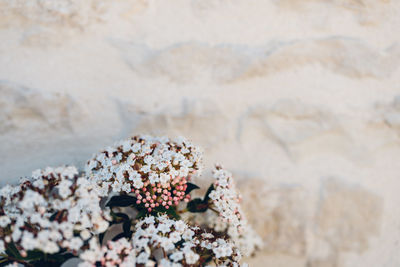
xmin=238 ymin=177 xmax=383 ymax=267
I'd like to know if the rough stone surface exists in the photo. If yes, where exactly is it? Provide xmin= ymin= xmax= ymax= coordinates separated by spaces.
xmin=1 ymin=0 xmax=400 ymax=266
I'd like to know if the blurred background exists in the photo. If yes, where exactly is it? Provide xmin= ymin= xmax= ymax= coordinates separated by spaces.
xmin=1 ymin=0 xmax=400 ymax=266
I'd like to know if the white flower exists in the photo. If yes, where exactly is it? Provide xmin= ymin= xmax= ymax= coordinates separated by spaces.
xmin=174 ymin=220 xmax=186 ymax=233
xmin=140 ymin=165 xmax=151 ymax=174
xmin=31 ymin=169 xmax=42 ymax=179
xmin=132 ymin=143 xmax=141 ymax=153
xmin=184 ymin=251 xmax=199 ymax=264
xmin=122 ymin=183 xmax=131 ymax=193
xmin=137 ymin=252 xmax=150 ymax=264
xmin=169 ymin=232 xmax=181 ymax=243
xmin=144 ymin=216 xmax=155 ymax=224
xmin=148 ymin=173 xmax=159 ymax=184
xmin=159 ymin=258 xmax=172 ymax=267
xmin=68 ymin=237 xmax=83 ymax=250
xmin=80 ymin=230 xmax=91 ymax=240
xmin=159 ymin=173 xmax=170 ymax=185
xmin=0 ymin=216 xmax=11 ymax=227
xmin=122 ymin=140 xmax=132 ymax=152
xmin=182 ymin=229 xmax=194 ymax=241
xmin=170 ymin=251 xmax=183 ymax=262
xmin=128 ymin=170 xmax=141 ymax=181
xmin=208 ymin=190 xmax=219 ymax=200
xmin=157 ymin=223 xmax=170 ymax=234
xmin=133 ymin=178 xmax=144 ymax=189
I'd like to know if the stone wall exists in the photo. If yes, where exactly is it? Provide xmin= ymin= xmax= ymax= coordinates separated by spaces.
xmin=0 ymin=0 xmax=400 ymax=266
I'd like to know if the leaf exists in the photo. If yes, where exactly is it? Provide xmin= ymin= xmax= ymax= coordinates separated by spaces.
xmin=23 ymin=250 xmax=44 ymax=261
xmin=106 ymin=195 xmax=137 ymax=208
xmin=112 ymin=212 xmax=130 ymax=223
xmin=135 ymin=209 xmax=147 ymax=219
xmin=187 ymin=198 xmax=208 ymax=213
xmin=123 ymin=220 xmax=132 ymax=237
xmin=112 ymin=232 xmax=126 ymax=241
xmin=185 ymin=182 xmax=200 ymax=194
xmin=203 ymin=184 xmax=215 ymax=202
xmin=5 ymin=242 xmax=22 ymax=259
xmin=49 ymin=212 xmax=58 ymax=222
xmin=0 ymin=260 xmax=13 ymax=267
xmin=165 ymin=207 xmax=180 ymax=220
xmin=99 ymin=232 xmax=106 ymax=245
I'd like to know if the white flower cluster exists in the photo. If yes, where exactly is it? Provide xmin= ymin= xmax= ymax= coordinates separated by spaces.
xmin=0 ymin=135 xmax=261 ymax=266
xmin=79 ymin=238 xmax=136 ymax=267
xmin=0 ymin=166 xmax=111 ymax=255
xmin=86 ymin=135 xmax=203 ymax=196
xmin=208 ymin=166 xmax=263 ymax=256
xmin=79 ymin=215 xmax=245 ymax=267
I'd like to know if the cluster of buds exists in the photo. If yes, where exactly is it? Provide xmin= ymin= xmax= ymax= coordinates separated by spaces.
xmin=86 ymin=135 xmax=202 ymax=211
xmin=133 ymin=175 xmax=191 ymax=212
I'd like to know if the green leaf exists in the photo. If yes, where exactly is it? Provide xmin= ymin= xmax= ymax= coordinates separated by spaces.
xmin=165 ymin=207 xmax=180 ymax=220
xmin=187 ymin=198 xmax=208 ymax=213
xmin=5 ymin=242 xmax=22 ymax=259
xmin=135 ymin=209 xmax=147 ymax=219
xmin=123 ymin=220 xmax=132 ymax=238
xmin=112 ymin=232 xmax=126 ymax=241
xmin=185 ymin=182 xmax=200 ymax=194
xmin=49 ymin=252 xmax=75 ymax=263
xmin=203 ymin=184 xmax=215 ymax=202
xmin=49 ymin=212 xmax=58 ymax=222
xmin=23 ymin=250 xmax=44 ymax=261
xmin=106 ymin=195 xmax=137 ymax=208
xmin=0 ymin=260 xmax=13 ymax=267
xmin=112 ymin=212 xmax=130 ymax=223
xmin=99 ymin=232 xmax=106 ymax=245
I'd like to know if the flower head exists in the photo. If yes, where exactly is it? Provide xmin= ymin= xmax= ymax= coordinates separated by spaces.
xmin=0 ymin=166 xmax=110 ymax=256
xmin=86 ymin=135 xmax=203 ymax=211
